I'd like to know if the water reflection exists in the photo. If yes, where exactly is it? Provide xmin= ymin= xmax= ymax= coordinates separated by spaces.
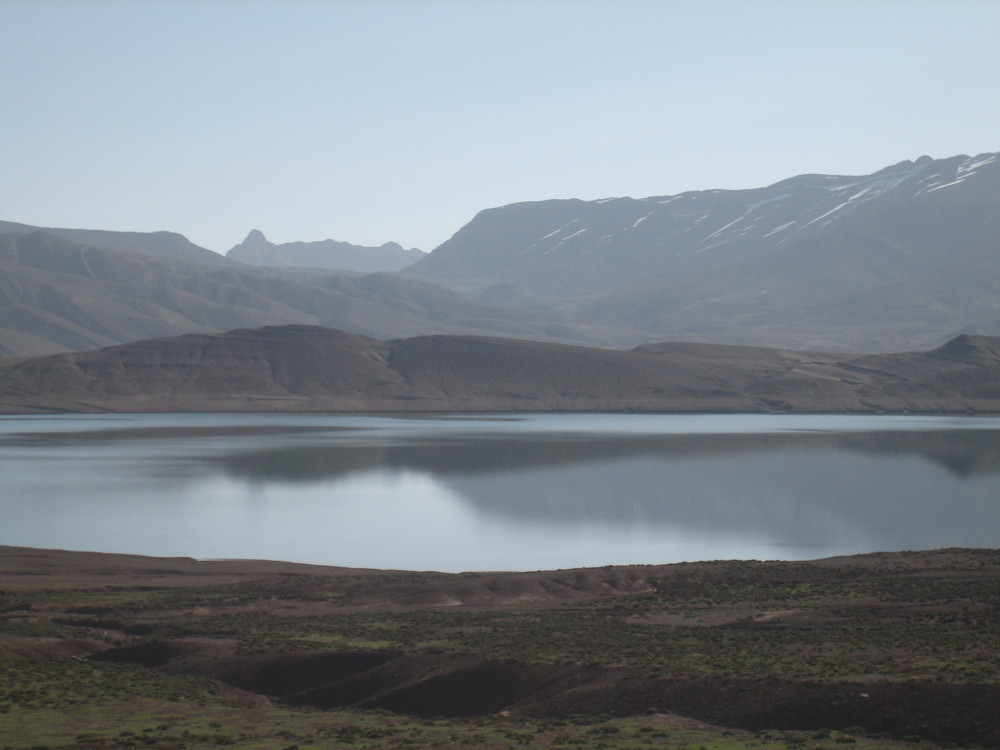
xmin=208 ymin=430 xmax=1000 ymax=554
xmin=214 ymin=429 xmax=1000 ymax=482
xmin=1 ymin=414 xmax=998 ymax=571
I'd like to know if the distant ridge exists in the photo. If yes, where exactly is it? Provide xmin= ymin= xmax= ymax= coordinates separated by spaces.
xmin=0 ymin=229 xmax=623 ymax=358
xmin=3 ymin=151 xmax=998 ymax=357
xmin=1 ymin=325 xmax=997 ymax=414
xmin=227 ymin=229 xmax=424 ymax=272
xmin=0 ymin=219 xmax=227 ymax=266
xmin=404 ymin=152 xmax=1000 ymax=352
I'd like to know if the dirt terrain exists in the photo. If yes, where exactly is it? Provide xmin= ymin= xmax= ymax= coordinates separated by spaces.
xmin=1 ymin=546 xmax=998 ymax=748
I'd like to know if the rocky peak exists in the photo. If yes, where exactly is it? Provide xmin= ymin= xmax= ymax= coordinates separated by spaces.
xmin=241 ymin=229 xmax=273 ymax=249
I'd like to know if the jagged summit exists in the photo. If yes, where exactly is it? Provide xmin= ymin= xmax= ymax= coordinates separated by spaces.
xmin=242 ymin=228 xmax=270 ymax=247
xmin=227 ymin=231 xmax=424 ymax=273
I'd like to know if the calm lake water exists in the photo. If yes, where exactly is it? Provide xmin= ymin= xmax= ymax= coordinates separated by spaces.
xmin=1 ymin=412 xmax=998 ymax=572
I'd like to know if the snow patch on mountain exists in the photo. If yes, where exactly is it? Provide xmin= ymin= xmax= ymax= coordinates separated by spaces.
xmin=959 ymin=153 xmax=998 ymax=174
xmin=763 ymin=220 xmax=797 ymax=238
xmin=542 ymin=228 xmax=588 ymax=255
xmin=920 ymin=153 xmax=997 ymax=193
xmin=746 ymin=193 xmax=792 ymax=212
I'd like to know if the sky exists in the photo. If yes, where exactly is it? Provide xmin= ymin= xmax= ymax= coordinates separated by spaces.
xmin=2 ymin=0 xmax=998 ymax=255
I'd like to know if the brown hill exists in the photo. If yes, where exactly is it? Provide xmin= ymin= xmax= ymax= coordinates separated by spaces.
xmin=1 ymin=324 xmax=998 ymax=414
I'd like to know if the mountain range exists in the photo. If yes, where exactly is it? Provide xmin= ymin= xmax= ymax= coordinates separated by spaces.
xmin=1 ymin=324 xmax=997 ymax=414
xmin=1 ymin=151 xmax=997 ymax=361
xmin=226 ymin=229 xmax=425 ymax=272
xmin=0 ymin=228 xmax=623 ymax=358
xmin=404 ymin=152 xmax=1000 ymax=352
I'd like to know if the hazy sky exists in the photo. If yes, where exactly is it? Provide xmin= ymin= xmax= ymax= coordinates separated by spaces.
xmin=2 ymin=0 xmax=998 ymax=254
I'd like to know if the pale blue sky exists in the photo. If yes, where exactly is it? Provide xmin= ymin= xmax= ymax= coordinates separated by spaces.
xmin=2 ymin=0 xmax=998 ymax=253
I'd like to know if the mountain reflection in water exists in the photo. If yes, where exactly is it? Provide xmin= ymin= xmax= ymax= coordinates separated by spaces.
xmin=209 ymin=428 xmax=1000 ymax=553
xmin=2 ymin=413 xmax=998 ymax=570
xmin=215 ymin=429 xmax=1000 ymax=482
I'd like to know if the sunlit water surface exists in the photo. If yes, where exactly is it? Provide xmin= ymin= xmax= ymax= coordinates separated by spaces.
xmin=2 ymin=413 xmax=998 ymax=571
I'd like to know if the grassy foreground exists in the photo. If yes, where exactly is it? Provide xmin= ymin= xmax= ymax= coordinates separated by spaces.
xmin=1 ymin=546 xmax=998 ymax=749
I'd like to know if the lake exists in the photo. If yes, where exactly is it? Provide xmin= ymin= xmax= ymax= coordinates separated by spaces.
xmin=1 ymin=412 xmax=998 ymax=572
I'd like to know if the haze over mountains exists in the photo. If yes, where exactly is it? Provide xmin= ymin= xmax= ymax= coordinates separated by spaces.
xmin=404 ymin=152 xmax=1000 ymax=352
xmin=0 ymin=228 xmax=617 ymax=358
xmin=0 ymin=219 xmax=227 ymax=266
xmin=1 ymin=151 xmax=997 ymax=361
xmin=226 ymin=229 xmax=425 ymax=272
